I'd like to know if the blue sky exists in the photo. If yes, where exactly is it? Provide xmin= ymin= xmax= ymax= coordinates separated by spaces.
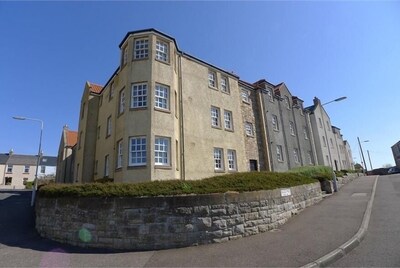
xmin=1 ymin=1 xmax=399 ymax=169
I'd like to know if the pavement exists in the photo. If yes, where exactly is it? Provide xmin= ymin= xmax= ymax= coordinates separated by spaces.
xmin=144 ymin=175 xmax=378 ymax=267
xmin=0 ymin=175 xmax=378 ymax=267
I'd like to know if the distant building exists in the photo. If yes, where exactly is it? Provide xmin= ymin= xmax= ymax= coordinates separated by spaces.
xmin=0 ymin=151 xmax=57 ymax=189
xmin=305 ymin=98 xmax=353 ymax=171
xmin=55 ymin=125 xmax=78 ymax=183
xmin=391 ymin=141 xmax=400 ymax=167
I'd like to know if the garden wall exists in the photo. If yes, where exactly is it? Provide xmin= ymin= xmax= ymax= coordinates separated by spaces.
xmin=36 ymin=182 xmax=322 ymax=250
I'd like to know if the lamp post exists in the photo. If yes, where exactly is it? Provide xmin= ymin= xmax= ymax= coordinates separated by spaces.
xmin=321 ymin=96 xmax=347 ymax=192
xmin=12 ymin=116 xmax=43 ymax=206
xmin=357 ymin=137 xmax=368 ymax=175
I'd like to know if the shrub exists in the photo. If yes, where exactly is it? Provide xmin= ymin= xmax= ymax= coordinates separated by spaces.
xmin=38 ymin=171 xmax=318 ymax=198
xmin=289 ymin=166 xmax=333 ymax=181
xmin=25 ymin=181 xmax=33 ymax=189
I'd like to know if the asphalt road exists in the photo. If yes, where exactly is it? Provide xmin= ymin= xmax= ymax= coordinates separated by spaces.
xmin=332 ymin=173 xmax=400 ymax=267
xmin=0 ymin=176 xmax=376 ymax=267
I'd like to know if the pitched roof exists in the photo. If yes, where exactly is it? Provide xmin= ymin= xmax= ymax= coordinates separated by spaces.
xmin=6 ymin=154 xmax=37 ymax=165
xmin=0 ymin=154 xmax=9 ymax=164
xmin=87 ymin=81 xmax=103 ymax=94
xmin=40 ymin=156 xmax=57 ymax=166
xmin=66 ymin=129 xmax=78 ymax=147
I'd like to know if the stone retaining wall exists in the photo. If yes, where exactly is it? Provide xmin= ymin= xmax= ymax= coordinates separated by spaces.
xmin=36 ymin=182 xmax=322 ymax=250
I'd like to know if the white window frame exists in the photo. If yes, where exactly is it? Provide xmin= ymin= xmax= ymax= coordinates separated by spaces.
xmin=220 ymin=76 xmax=229 ymax=93
xmin=277 ymin=145 xmax=284 ymax=162
xmin=227 ymin=149 xmax=237 ymax=171
xmin=106 ymin=116 xmax=112 ymax=137
xmin=241 ymin=89 xmax=250 ymax=103
xmin=303 ymin=127 xmax=309 ymax=140
xmin=24 ymin=165 xmax=29 ymax=173
xmin=134 ymin=38 xmax=149 ymax=59
xmin=245 ymin=122 xmax=254 ymax=136
xmin=272 ymin=114 xmax=279 ymax=131
xmin=214 ymin=148 xmax=224 ymax=171
xmin=104 ymin=155 xmax=109 ymax=177
xmin=322 ymin=136 xmax=327 ymax=147
xmin=211 ymin=106 xmax=221 ymax=128
xmin=6 ymin=165 xmax=12 ymax=173
xmin=155 ymin=40 xmax=168 ymax=62
xmin=285 ymin=96 xmax=291 ymax=109
xmin=129 ymin=137 xmax=147 ymax=166
xmin=224 ymin=110 xmax=233 ymax=130
xmin=119 ymin=89 xmax=125 ymax=115
xmin=109 ymin=81 xmax=114 ymax=100
xmin=267 ymin=88 xmax=274 ymax=102
xmin=208 ymin=71 xmax=217 ymax=88
xmin=122 ymin=45 xmax=128 ymax=66
xmin=116 ymin=140 xmax=123 ymax=169
xmin=131 ymin=83 xmax=147 ymax=108
xmin=155 ymin=136 xmax=170 ymax=166
xmin=294 ymin=148 xmax=300 ymax=163
xmin=289 ymin=121 xmax=295 ymax=136
xmin=155 ymin=84 xmax=169 ymax=110
xmin=308 ymin=151 xmax=313 ymax=164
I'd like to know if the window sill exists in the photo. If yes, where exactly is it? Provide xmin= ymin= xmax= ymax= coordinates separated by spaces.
xmin=246 ymin=134 xmax=254 ymax=138
xmin=225 ymin=128 xmax=234 ymax=133
xmin=209 ymin=86 xmax=218 ymax=91
xmin=242 ymin=100 xmax=250 ymax=105
xmin=130 ymin=107 xmax=148 ymax=111
xmin=273 ymin=129 xmax=280 ymax=132
xmin=133 ymin=57 xmax=149 ymax=62
xmin=214 ymin=169 xmax=225 ymax=173
xmin=115 ymin=167 xmax=122 ymax=172
xmin=221 ymin=90 xmax=230 ymax=95
xmin=211 ymin=125 xmax=222 ymax=130
xmin=155 ymin=58 xmax=170 ymax=65
xmin=155 ymin=165 xmax=172 ymax=170
xmin=117 ymin=112 xmax=125 ymax=118
xmin=154 ymin=107 xmax=171 ymax=114
xmin=127 ymin=165 xmax=147 ymax=170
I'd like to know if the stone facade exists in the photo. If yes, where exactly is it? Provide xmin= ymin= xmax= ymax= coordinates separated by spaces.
xmin=36 ymin=182 xmax=322 ymax=250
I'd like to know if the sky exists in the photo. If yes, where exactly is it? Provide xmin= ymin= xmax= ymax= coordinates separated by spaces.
xmin=1 ymin=1 xmax=399 ymax=169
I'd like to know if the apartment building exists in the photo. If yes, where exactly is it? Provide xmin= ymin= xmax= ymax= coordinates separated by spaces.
xmin=305 ymin=98 xmax=353 ymax=171
xmin=69 ymin=28 xmax=354 ymax=184
xmin=74 ymin=29 xmax=247 ymax=183
xmin=0 ymin=152 xmax=57 ymax=189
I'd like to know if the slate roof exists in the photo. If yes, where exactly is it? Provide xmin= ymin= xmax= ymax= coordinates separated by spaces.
xmin=40 ymin=156 xmax=57 ymax=166
xmin=0 ymin=154 xmax=57 ymax=166
xmin=0 ymin=154 xmax=9 ymax=164
xmin=6 ymin=154 xmax=37 ymax=165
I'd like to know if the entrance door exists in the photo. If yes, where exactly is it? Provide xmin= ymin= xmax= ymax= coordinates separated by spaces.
xmin=250 ymin=160 xmax=258 ymax=171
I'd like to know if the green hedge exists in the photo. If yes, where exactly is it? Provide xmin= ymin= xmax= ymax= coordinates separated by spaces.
xmin=289 ymin=166 xmax=333 ymax=181
xmin=38 ymin=172 xmax=318 ymax=198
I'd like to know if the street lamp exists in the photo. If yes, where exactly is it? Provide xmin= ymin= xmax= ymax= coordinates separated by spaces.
xmin=320 ymin=96 xmax=347 ymax=192
xmin=357 ymin=137 xmax=369 ymax=174
xmin=12 ymin=116 xmax=43 ymax=206
xmin=322 ymin=96 xmax=347 ymax=106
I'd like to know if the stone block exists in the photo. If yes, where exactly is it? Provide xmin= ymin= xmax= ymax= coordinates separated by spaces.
xmin=244 ymin=226 xmax=259 ymax=237
xmin=193 ymin=206 xmax=210 ymax=216
xmin=213 ymin=219 xmax=227 ymax=229
xmin=175 ymin=207 xmax=193 ymax=215
xmin=213 ymin=237 xmax=229 ymax=243
xmin=233 ymin=224 xmax=245 ymax=235
xmin=245 ymin=212 xmax=259 ymax=221
xmin=211 ymin=208 xmax=227 ymax=216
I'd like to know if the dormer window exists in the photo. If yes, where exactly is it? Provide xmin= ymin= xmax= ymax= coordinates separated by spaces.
xmin=122 ymin=45 xmax=128 ymax=66
xmin=284 ymin=96 xmax=291 ymax=109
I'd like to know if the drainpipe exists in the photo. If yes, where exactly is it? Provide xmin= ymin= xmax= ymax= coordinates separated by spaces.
xmin=257 ymin=89 xmax=271 ymax=171
xmin=178 ymin=54 xmax=185 ymax=180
